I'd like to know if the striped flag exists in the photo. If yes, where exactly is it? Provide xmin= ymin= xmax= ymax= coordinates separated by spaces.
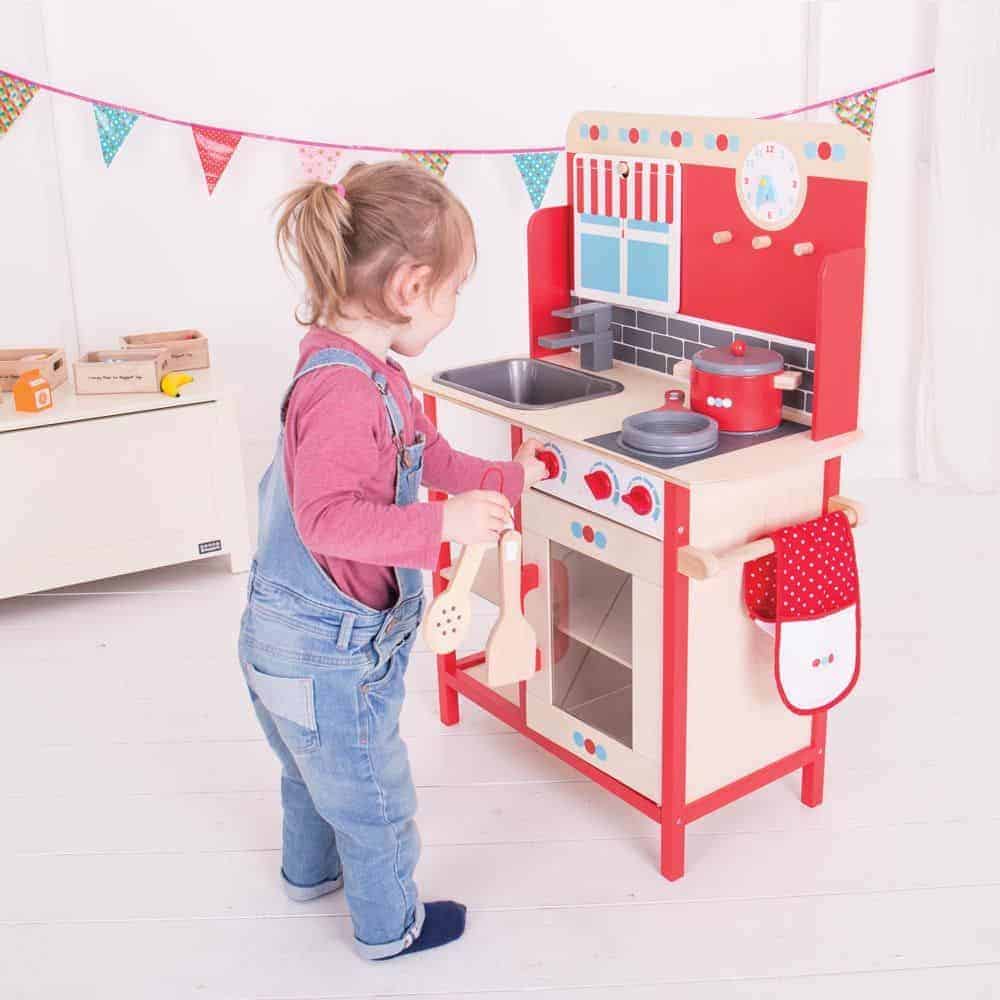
xmin=192 ymin=126 xmax=242 ymax=195
xmin=0 ymin=74 xmax=38 ymax=136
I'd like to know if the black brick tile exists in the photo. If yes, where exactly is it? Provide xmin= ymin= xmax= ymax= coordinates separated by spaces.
xmin=773 ymin=343 xmax=808 ymax=368
xmin=699 ymin=326 xmax=733 ymax=348
xmin=636 ymin=310 xmax=668 ymax=334
xmin=737 ymin=334 xmax=770 ymax=350
xmin=783 ymin=389 xmax=806 ymax=410
xmin=613 ymin=343 xmax=636 ymax=364
xmin=637 ymin=349 xmax=667 ymax=373
xmin=668 ymin=317 xmax=700 ymax=342
xmin=807 ymin=350 xmax=815 ymax=369
xmin=612 ymin=306 xmax=636 ymax=326
xmin=683 ymin=340 xmax=702 ymax=359
xmin=611 ymin=323 xmax=623 ymax=343
xmin=652 ymin=334 xmax=685 ymax=357
xmin=623 ymin=327 xmax=652 ymax=350
xmin=804 ymin=391 xmax=813 ymax=413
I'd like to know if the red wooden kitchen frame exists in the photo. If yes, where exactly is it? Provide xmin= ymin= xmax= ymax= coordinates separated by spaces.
xmin=422 ymin=392 xmax=836 ymax=880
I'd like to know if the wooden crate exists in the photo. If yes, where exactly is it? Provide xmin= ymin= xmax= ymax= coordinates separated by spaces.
xmin=119 ymin=330 xmax=210 ymax=371
xmin=0 ymin=348 xmax=68 ymax=392
xmin=73 ymin=350 xmax=170 ymax=395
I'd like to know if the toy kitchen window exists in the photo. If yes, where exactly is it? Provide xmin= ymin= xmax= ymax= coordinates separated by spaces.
xmin=549 ymin=541 xmax=634 ymax=749
xmin=573 ymin=154 xmax=682 ymax=313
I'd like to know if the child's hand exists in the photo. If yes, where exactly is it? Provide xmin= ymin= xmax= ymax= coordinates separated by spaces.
xmin=515 ymin=438 xmax=549 ymax=488
xmin=442 ymin=491 xmax=512 ymax=545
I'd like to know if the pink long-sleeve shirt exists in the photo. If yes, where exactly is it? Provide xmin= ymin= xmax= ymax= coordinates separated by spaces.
xmin=283 ymin=327 xmax=524 ymax=611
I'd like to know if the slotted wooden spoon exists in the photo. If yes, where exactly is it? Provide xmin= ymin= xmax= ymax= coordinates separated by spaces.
xmin=486 ymin=530 xmax=537 ymax=687
xmin=421 ymin=541 xmax=490 ymax=654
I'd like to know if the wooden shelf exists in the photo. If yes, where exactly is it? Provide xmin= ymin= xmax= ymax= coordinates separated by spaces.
xmin=553 ymin=549 xmax=632 ymax=668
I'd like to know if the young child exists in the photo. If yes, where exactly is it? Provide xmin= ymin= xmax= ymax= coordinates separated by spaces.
xmin=238 ymin=161 xmax=547 ymax=961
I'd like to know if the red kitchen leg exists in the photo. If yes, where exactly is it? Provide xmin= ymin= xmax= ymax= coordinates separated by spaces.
xmin=801 ymin=457 xmax=842 ymax=804
xmin=661 ymin=484 xmax=691 ymax=880
xmin=423 ymin=392 xmax=461 ymax=727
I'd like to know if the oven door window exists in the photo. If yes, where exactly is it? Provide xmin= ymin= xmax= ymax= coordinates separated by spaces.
xmin=550 ymin=541 xmax=633 ymax=749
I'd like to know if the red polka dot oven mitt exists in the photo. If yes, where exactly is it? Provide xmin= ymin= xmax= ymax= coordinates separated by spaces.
xmin=743 ymin=510 xmax=860 ymax=715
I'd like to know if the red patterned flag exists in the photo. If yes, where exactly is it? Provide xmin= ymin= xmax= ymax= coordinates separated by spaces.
xmin=1 ymin=74 xmax=39 ymax=136
xmin=405 ymin=151 xmax=451 ymax=178
xmin=191 ymin=126 xmax=242 ymax=194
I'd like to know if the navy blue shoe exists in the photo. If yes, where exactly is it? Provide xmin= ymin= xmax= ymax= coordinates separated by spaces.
xmin=377 ymin=901 xmax=467 ymax=959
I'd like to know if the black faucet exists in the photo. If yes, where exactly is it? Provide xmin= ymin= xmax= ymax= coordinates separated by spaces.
xmin=538 ymin=302 xmax=615 ymax=372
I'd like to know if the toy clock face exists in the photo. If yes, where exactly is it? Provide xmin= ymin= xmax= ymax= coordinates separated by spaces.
xmin=737 ymin=141 xmax=806 ymax=230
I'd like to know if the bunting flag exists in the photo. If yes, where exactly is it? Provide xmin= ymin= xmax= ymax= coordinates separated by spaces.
xmin=92 ymin=103 xmax=138 ymax=165
xmin=513 ymin=151 xmax=559 ymax=209
xmin=405 ymin=150 xmax=451 ymax=178
xmin=298 ymin=144 xmax=341 ymax=183
xmin=0 ymin=74 xmax=38 ymax=136
xmin=833 ymin=89 xmax=878 ymax=138
xmin=191 ymin=126 xmax=242 ymax=194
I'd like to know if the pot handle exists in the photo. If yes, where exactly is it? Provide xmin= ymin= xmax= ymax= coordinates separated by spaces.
xmin=773 ymin=369 xmax=802 ymax=390
xmin=673 ymin=359 xmax=693 ymax=381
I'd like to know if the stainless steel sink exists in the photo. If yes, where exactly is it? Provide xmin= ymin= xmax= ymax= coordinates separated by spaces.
xmin=433 ymin=358 xmax=624 ymax=410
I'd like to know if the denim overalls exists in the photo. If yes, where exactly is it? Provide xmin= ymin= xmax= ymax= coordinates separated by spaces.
xmin=238 ymin=347 xmax=426 ymax=960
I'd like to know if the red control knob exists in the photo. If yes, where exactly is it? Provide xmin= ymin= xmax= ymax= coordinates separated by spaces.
xmin=537 ymin=449 xmax=560 ymax=480
xmin=621 ymin=484 xmax=654 ymax=516
xmin=584 ymin=470 xmax=613 ymax=500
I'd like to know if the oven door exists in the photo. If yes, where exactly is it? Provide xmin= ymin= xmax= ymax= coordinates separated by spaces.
xmin=522 ymin=491 xmax=663 ymax=802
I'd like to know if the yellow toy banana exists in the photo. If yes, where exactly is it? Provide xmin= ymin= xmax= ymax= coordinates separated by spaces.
xmin=160 ymin=371 xmax=194 ymax=397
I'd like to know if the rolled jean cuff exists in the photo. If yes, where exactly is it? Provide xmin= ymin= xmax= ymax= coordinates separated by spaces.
xmin=354 ymin=900 xmax=426 ymax=961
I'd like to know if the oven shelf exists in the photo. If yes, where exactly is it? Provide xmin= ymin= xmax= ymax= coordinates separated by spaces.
xmin=553 ymin=550 xmax=632 ymax=668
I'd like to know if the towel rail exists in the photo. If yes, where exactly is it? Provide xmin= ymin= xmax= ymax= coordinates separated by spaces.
xmin=676 ymin=496 xmax=864 ymax=581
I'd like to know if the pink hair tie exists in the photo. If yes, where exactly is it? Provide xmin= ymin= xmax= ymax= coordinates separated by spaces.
xmin=331 ymin=182 xmax=346 ymax=199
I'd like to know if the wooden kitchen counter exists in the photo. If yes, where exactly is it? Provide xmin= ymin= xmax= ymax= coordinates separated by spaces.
xmin=412 ymin=352 xmax=860 ymax=487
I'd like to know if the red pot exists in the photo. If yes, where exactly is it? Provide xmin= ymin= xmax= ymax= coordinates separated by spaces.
xmin=680 ymin=340 xmax=801 ymax=433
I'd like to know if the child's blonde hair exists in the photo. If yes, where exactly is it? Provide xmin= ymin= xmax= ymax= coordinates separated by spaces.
xmin=275 ymin=160 xmax=475 ymax=328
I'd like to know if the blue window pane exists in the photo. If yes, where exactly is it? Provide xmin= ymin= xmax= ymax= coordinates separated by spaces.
xmin=580 ymin=212 xmax=620 ymax=228
xmin=627 ymin=240 xmax=669 ymax=302
xmin=626 ymin=219 xmax=670 ymax=234
xmin=581 ymin=234 xmax=621 ymax=294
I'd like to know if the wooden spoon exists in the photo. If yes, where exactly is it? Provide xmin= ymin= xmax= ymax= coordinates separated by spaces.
xmin=486 ymin=530 xmax=537 ymax=687
xmin=421 ymin=542 xmax=490 ymax=654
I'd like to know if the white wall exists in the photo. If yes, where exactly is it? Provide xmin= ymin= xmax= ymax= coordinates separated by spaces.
xmin=2 ymin=0 xmax=931 ymax=478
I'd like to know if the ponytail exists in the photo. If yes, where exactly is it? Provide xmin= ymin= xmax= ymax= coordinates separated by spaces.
xmin=275 ymin=180 xmax=353 ymax=327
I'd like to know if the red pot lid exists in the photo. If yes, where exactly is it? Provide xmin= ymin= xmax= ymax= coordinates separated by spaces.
xmin=692 ymin=340 xmax=784 ymax=376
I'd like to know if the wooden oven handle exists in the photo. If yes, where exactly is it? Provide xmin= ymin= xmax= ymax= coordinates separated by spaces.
xmin=676 ymin=496 xmax=865 ymax=581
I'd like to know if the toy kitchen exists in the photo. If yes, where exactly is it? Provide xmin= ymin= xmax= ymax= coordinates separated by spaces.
xmin=413 ymin=110 xmax=869 ymax=880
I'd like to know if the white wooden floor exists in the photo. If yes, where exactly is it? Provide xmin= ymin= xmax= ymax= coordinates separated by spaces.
xmin=2 ymin=475 xmax=999 ymax=999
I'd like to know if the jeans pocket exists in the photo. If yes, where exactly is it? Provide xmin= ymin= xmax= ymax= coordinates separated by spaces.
xmin=245 ymin=662 xmax=319 ymax=754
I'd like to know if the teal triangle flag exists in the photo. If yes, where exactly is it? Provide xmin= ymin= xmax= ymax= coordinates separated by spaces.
xmin=513 ymin=152 xmax=558 ymax=209
xmin=93 ymin=103 xmax=139 ymax=166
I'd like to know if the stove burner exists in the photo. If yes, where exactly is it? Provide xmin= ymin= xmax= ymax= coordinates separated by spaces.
xmin=586 ymin=420 xmax=808 ymax=471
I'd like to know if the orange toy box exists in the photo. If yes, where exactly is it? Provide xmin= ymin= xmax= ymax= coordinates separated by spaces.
xmin=0 ymin=348 xmax=68 ymax=393
xmin=12 ymin=369 xmax=54 ymax=413
xmin=119 ymin=330 xmax=210 ymax=372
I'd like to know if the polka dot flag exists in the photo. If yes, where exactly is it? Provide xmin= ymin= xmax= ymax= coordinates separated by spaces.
xmin=298 ymin=145 xmax=341 ymax=183
xmin=513 ymin=151 xmax=558 ymax=209
xmin=0 ymin=74 xmax=38 ymax=136
xmin=405 ymin=151 xmax=451 ymax=178
xmin=191 ymin=126 xmax=242 ymax=195
xmin=92 ymin=103 xmax=139 ymax=166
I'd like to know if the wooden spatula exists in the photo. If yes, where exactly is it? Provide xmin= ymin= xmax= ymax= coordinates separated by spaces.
xmin=486 ymin=530 xmax=537 ymax=687
xmin=421 ymin=541 xmax=490 ymax=654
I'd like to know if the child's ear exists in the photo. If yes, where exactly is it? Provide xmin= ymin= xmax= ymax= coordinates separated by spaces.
xmin=390 ymin=262 xmax=433 ymax=315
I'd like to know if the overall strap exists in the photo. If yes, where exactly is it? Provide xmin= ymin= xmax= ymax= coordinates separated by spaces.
xmin=279 ymin=348 xmax=407 ymax=451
